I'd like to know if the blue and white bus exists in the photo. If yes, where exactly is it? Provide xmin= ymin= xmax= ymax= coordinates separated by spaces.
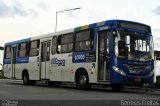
xmin=3 ymin=20 xmax=154 ymax=91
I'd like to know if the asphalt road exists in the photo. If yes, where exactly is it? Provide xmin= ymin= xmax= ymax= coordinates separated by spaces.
xmin=0 ymin=79 xmax=160 ymax=106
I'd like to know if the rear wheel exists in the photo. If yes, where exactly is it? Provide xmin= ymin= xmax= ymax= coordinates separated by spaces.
xmin=22 ymin=72 xmax=30 ymax=85
xmin=76 ymin=72 xmax=91 ymax=90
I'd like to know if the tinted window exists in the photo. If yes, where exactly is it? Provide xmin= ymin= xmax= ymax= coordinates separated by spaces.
xmin=58 ymin=33 xmax=73 ymax=53
xmin=18 ymin=42 xmax=28 ymax=57
xmin=29 ymin=40 xmax=39 ymax=56
xmin=52 ymin=37 xmax=57 ymax=54
xmin=75 ymin=30 xmax=93 ymax=52
xmin=61 ymin=34 xmax=73 ymax=44
xmin=76 ymin=30 xmax=90 ymax=42
xmin=5 ymin=46 xmax=11 ymax=59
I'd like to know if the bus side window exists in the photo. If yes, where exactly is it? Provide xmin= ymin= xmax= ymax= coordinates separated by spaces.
xmin=75 ymin=30 xmax=93 ymax=52
xmin=58 ymin=33 xmax=73 ymax=53
xmin=29 ymin=40 xmax=40 ymax=56
xmin=5 ymin=45 xmax=11 ymax=59
xmin=18 ymin=42 xmax=28 ymax=57
xmin=51 ymin=36 xmax=57 ymax=54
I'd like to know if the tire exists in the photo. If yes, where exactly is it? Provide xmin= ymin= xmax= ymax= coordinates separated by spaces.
xmin=22 ymin=72 xmax=30 ymax=85
xmin=76 ymin=72 xmax=91 ymax=90
xmin=111 ymin=84 xmax=124 ymax=91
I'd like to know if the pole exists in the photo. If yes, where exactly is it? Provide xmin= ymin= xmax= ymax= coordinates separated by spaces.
xmin=55 ymin=7 xmax=81 ymax=32
xmin=55 ymin=12 xmax=58 ymax=32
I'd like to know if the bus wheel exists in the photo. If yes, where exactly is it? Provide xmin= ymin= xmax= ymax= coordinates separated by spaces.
xmin=76 ymin=72 xmax=91 ymax=90
xmin=111 ymin=84 xmax=124 ymax=91
xmin=22 ymin=72 xmax=30 ymax=85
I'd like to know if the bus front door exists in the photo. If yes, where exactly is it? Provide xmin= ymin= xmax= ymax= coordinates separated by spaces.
xmin=98 ymin=31 xmax=110 ymax=81
xmin=11 ymin=47 xmax=16 ymax=78
xmin=40 ymin=41 xmax=51 ymax=79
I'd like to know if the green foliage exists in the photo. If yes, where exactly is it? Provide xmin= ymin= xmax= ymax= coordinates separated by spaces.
xmin=0 ymin=46 xmax=4 ymax=50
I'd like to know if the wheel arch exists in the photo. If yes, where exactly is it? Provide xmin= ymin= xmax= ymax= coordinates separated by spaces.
xmin=75 ymin=67 xmax=89 ymax=83
xmin=22 ymin=69 xmax=29 ymax=79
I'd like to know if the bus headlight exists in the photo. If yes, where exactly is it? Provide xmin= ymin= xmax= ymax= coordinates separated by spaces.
xmin=113 ymin=66 xmax=126 ymax=76
xmin=148 ymin=71 xmax=154 ymax=77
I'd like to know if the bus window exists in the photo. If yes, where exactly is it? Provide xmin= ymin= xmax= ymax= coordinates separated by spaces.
xmin=29 ymin=40 xmax=40 ymax=56
xmin=47 ymin=42 xmax=51 ymax=61
xmin=58 ymin=33 xmax=73 ymax=53
xmin=75 ymin=30 xmax=93 ymax=52
xmin=155 ymin=51 xmax=160 ymax=60
xmin=18 ymin=42 xmax=28 ymax=57
xmin=5 ymin=45 xmax=11 ymax=59
xmin=51 ymin=36 xmax=57 ymax=54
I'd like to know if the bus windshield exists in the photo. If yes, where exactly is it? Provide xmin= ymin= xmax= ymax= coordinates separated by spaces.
xmin=115 ymin=30 xmax=154 ymax=61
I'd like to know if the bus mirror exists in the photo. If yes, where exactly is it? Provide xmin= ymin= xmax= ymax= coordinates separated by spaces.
xmin=112 ymin=30 xmax=117 ymax=37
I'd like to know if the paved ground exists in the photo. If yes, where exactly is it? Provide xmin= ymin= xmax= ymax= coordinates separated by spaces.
xmin=0 ymin=79 xmax=160 ymax=106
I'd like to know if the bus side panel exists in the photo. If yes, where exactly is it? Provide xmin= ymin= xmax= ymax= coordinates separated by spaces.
xmin=15 ymin=57 xmax=40 ymax=80
xmin=28 ymin=57 xmax=40 ymax=80
xmin=61 ymin=53 xmax=73 ymax=82
xmin=50 ymin=53 xmax=97 ymax=83
xmin=4 ymin=64 xmax=12 ymax=78
xmin=72 ymin=62 xmax=97 ymax=83
xmin=15 ymin=64 xmax=26 ymax=79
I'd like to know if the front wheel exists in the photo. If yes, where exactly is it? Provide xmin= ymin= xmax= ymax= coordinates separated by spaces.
xmin=76 ymin=72 xmax=91 ymax=90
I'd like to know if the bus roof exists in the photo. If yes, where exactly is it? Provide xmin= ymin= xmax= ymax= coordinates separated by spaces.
xmin=5 ymin=19 xmax=150 ymax=46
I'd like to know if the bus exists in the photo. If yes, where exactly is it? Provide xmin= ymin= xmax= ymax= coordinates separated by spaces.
xmin=154 ymin=50 xmax=160 ymax=86
xmin=3 ymin=20 xmax=154 ymax=91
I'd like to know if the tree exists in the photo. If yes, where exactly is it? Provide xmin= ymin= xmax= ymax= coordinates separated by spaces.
xmin=0 ymin=46 xmax=4 ymax=50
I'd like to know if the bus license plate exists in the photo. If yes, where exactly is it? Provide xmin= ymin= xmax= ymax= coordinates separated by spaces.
xmin=134 ymin=78 xmax=141 ymax=82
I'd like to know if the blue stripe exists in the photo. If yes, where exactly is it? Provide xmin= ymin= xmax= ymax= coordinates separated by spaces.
xmin=3 ymin=57 xmax=29 ymax=64
xmin=5 ymin=38 xmax=31 ymax=45
xmin=89 ymin=23 xmax=97 ymax=28
xmin=3 ymin=59 xmax=11 ymax=64
xmin=16 ymin=57 xmax=29 ymax=63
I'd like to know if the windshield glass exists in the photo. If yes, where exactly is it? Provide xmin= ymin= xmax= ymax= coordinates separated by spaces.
xmin=114 ymin=30 xmax=154 ymax=61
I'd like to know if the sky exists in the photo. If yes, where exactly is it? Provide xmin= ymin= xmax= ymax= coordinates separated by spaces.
xmin=0 ymin=0 xmax=160 ymax=63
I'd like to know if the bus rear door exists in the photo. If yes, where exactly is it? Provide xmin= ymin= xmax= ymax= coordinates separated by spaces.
xmin=11 ymin=45 xmax=17 ymax=78
xmin=40 ymin=40 xmax=51 ymax=79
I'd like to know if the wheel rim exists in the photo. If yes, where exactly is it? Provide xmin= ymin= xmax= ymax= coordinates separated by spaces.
xmin=79 ymin=75 xmax=87 ymax=85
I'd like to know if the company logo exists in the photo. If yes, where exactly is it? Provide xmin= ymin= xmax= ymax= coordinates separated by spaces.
xmin=51 ymin=58 xmax=65 ymax=66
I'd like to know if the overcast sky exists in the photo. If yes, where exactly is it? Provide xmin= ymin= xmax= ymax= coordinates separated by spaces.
xmin=0 ymin=0 xmax=160 ymax=62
